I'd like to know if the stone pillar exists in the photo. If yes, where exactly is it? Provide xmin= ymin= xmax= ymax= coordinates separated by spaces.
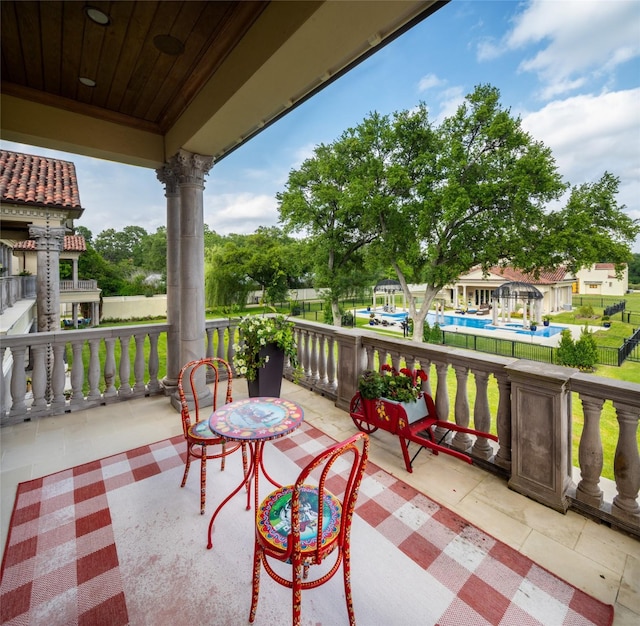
xmin=72 ymin=258 xmax=78 ymax=288
xmin=334 ymin=328 xmax=366 ymax=411
xmin=156 ymin=164 xmax=181 ymax=395
xmin=167 ymin=150 xmax=213 ymax=410
xmin=29 ymin=225 xmax=65 ymax=332
xmin=507 ymin=360 xmax=573 ymax=513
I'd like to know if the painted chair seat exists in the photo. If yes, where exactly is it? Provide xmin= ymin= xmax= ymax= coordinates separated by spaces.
xmin=256 ymin=484 xmax=342 ymax=555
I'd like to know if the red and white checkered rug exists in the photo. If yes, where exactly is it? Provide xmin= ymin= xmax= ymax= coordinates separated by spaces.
xmin=1 ymin=422 xmax=613 ymax=625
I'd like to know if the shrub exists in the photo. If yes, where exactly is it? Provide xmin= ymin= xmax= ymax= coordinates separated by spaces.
xmin=574 ymin=327 xmax=599 ymax=372
xmin=556 ymin=329 xmax=576 ymax=367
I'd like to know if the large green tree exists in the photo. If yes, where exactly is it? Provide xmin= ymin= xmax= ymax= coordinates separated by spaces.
xmin=281 ymin=84 xmax=638 ymax=340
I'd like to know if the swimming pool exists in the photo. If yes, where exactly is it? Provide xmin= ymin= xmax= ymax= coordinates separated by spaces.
xmin=359 ymin=310 xmax=563 ymax=337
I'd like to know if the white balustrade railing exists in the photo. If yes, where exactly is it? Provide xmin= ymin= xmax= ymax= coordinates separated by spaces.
xmin=1 ymin=318 xmax=638 ymax=536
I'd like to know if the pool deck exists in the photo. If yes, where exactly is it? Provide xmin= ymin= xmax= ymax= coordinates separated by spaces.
xmin=358 ymin=308 xmax=592 ymax=347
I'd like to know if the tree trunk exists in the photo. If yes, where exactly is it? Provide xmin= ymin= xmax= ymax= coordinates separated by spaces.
xmin=331 ymin=299 xmax=342 ymax=326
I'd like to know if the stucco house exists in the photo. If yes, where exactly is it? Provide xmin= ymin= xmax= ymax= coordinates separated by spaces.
xmin=574 ymin=263 xmax=628 ymax=296
xmin=0 ymin=150 xmax=98 ymax=333
xmin=437 ymin=265 xmax=575 ymax=315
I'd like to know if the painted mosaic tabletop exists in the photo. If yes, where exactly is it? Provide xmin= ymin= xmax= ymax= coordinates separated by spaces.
xmin=208 ymin=396 xmax=304 ymax=442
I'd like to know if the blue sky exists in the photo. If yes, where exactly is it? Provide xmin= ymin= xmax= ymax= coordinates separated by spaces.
xmin=2 ymin=1 xmax=639 ymax=251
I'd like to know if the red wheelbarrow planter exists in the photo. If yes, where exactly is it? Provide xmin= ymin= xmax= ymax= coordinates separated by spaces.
xmin=348 ymin=391 xmax=499 ymax=473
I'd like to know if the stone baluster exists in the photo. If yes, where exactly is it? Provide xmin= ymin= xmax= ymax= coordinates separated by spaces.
xmin=216 ymin=326 xmax=225 ymax=360
xmin=133 ymin=334 xmax=146 ymax=394
xmin=433 ymin=360 xmax=451 ymax=442
xmin=302 ymin=329 xmax=311 ymax=378
xmin=148 ymin=333 xmax=161 ymax=393
xmin=326 ymin=335 xmax=337 ymax=391
xmin=51 ymin=343 xmax=67 ymax=410
xmin=575 ymin=394 xmax=605 ymax=507
xmin=421 ymin=358 xmax=433 ymax=397
xmin=104 ymin=337 xmax=117 ymax=397
xmin=494 ymin=371 xmax=512 ymax=470
xmin=70 ymin=340 xmax=85 ymax=406
xmin=317 ymin=333 xmax=328 ymax=386
xmin=205 ymin=327 xmax=215 ymax=360
xmin=119 ymin=335 xmax=132 ymax=395
xmin=364 ymin=344 xmax=375 ymax=370
xmin=87 ymin=338 xmax=102 ymax=400
xmin=30 ymin=344 xmax=48 ymax=413
xmin=472 ymin=369 xmax=493 ymax=459
xmin=309 ymin=331 xmax=319 ymax=383
xmin=452 ymin=364 xmax=472 ymax=450
xmin=9 ymin=346 xmax=27 ymax=415
xmin=226 ymin=322 xmax=237 ymax=369
xmin=611 ymin=401 xmax=640 ymax=524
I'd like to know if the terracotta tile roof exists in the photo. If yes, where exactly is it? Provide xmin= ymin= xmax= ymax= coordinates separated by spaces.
xmin=13 ymin=235 xmax=86 ymax=252
xmin=0 ymin=150 xmax=82 ymax=209
xmin=488 ymin=266 xmax=570 ymax=284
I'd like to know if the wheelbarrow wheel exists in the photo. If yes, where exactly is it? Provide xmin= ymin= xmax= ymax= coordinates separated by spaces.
xmin=349 ymin=394 xmax=378 ymax=434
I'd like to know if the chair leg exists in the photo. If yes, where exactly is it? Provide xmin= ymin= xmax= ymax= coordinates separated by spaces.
xmin=342 ymin=548 xmax=356 ymax=625
xmin=200 ymin=444 xmax=207 ymax=515
xmin=180 ymin=448 xmax=191 ymax=488
xmin=292 ymin=553 xmax=303 ymax=626
xmin=249 ymin=541 xmax=262 ymax=623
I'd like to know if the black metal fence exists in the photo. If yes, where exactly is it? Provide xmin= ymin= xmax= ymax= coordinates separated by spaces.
xmin=603 ymin=301 xmax=626 ymax=316
xmin=441 ymin=331 xmax=556 ymax=364
xmin=441 ymin=329 xmax=640 ymax=367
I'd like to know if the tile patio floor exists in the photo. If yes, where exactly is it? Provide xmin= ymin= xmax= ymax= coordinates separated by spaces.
xmin=1 ymin=379 xmax=638 ymax=624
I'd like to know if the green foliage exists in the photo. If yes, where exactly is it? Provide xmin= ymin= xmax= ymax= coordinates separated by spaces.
xmin=574 ymin=327 xmax=599 ymax=372
xmin=556 ymin=329 xmax=577 ymax=367
xmin=232 ymin=314 xmax=298 ymax=381
xmin=556 ymin=326 xmax=598 ymax=371
xmin=628 ymin=253 xmax=640 ymax=284
xmin=422 ymin=321 xmax=442 ymax=344
xmin=358 ymin=365 xmax=427 ymax=402
xmin=576 ymin=304 xmax=595 ymax=318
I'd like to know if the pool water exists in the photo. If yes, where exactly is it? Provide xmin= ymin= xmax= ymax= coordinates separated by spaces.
xmin=359 ymin=310 xmax=563 ymax=337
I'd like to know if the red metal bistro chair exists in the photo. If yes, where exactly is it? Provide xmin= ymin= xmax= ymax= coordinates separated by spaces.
xmin=249 ymin=432 xmax=369 ymax=626
xmin=177 ymin=358 xmax=247 ymax=514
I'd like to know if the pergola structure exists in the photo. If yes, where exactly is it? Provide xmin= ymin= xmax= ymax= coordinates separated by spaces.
xmin=373 ymin=279 xmax=405 ymax=312
xmin=491 ymin=281 xmax=544 ymax=328
xmin=0 ymin=0 xmax=448 ymax=405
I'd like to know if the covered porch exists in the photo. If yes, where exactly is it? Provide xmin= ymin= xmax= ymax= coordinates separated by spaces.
xmin=1 ymin=379 xmax=638 ymax=623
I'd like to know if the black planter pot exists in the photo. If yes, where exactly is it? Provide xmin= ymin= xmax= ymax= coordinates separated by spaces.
xmin=247 ymin=343 xmax=285 ymax=398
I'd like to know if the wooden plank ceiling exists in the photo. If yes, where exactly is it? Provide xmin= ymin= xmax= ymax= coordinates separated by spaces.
xmin=0 ymin=1 xmax=268 ymax=135
xmin=0 ymin=1 xmax=446 ymax=167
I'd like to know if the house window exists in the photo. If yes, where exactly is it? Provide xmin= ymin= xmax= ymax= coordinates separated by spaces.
xmin=589 ymin=284 xmax=598 ymax=289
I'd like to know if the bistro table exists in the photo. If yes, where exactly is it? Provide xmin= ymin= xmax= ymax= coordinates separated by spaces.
xmin=206 ymin=396 xmax=304 ymax=549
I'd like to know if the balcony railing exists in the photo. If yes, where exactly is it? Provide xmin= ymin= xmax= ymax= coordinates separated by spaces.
xmin=1 ymin=317 xmax=638 ymax=537
xmin=0 ymin=275 xmax=36 ymax=315
xmin=59 ymin=279 xmax=99 ymax=291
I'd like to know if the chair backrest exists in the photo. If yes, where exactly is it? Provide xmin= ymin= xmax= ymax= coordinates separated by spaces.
xmin=177 ymin=358 xmax=233 ymax=437
xmin=289 ymin=432 xmax=369 ymax=564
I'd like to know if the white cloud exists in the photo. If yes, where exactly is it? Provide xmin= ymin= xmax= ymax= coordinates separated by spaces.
xmin=205 ymin=192 xmax=278 ymax=235
xmin=418 ymin=73 xmax=445 ymax=92
xmin=522 ymin=88 xmax=640 ymax=248
xmin=506 ymin=0 xmax=640 ymax=99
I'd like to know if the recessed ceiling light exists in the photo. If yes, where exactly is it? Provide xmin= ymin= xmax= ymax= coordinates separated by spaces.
xmin=84 ymin=6 xmax=110 ymax=26
xmin=79 ymin=77 xmax=96 ymax=87
xmin=153 ymin=34 xmax=185 ymax=56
